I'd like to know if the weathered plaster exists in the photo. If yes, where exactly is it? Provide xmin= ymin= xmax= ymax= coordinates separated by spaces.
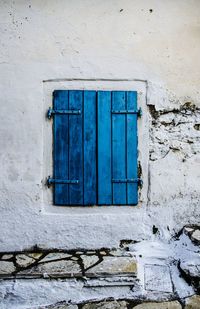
xmin=0 ymin=0 xmax=200 ymax=252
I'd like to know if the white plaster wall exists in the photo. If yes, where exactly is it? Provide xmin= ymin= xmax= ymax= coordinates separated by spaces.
xmin=0 ymin=0 xmax=200 ymax=251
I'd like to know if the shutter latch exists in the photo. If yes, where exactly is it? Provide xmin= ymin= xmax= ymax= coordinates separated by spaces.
xmin=47 ymin=108 xmax=81 ymax=119
xmin=47 ymin=176 xmax=79 ymax=188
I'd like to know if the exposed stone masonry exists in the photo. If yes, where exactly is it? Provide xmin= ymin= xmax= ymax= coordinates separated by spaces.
xmin=0 ymin=249 xmax=137 ymax=279
xmin=0 ymin=226 xmax=200 ymax=308
xmin=149 ymin=103 xmax=200 ymax=162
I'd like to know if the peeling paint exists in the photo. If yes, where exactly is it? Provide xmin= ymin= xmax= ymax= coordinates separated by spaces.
xmin=149 ymin=103 xmax=200 ymax=162
xmin=0 ymin=1 xmax=200 ymax=306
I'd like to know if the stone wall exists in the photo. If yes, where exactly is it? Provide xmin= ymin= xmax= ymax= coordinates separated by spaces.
xmin=0 ymin=226 xmax=200 ymax=308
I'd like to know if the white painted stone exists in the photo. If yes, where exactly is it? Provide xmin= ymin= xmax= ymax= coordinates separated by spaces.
xmin=144 ymin=264 xmax=173 ymax=293
xmin=0 ymin=261 xmax=15 ymax=274
xmin=34 ymin=305 xmax=78 ymax=309
xmin=16 ymin=254 xmax=35 ymax=267
xmin=130 ymin=233 xmax=196 ymax=299
xmin=184 ymin=227 xmax=194 ymax=236
xmin=191 ymin=230 xmax=200 ymax=244
xmin=185 ymin=295 xmax=200 ymax=309
xmin=71 ymin=257 xmax=79 ymax=261
xmin=109 ymin=249 xmax=124 ymax=257
xmin=0 ymin=278 xmax=133 ymax=309
xmin=84 ymin=276 xmax=138 ymax=287
xmin=81 ymin=255 xmax=99 ymax=269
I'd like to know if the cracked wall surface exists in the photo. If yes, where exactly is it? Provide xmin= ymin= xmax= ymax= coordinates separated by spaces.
xmin=1 ymin=2 xmax=200 ymax=307
xmin=148 ymin=103 xmax=200 ymax=209
xmin=149 ymin=103 xmax=200 ymax=162
xmin=0 ymin=0 xmax=200 ymax=260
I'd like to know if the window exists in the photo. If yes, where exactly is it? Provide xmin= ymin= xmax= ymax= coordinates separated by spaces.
xmin=47 ymin=90 xmax=141 ymax=206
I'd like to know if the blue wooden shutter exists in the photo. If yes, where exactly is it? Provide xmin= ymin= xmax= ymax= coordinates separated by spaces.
xmin=97 ymin=91 xmax=138 ymax=205
xmin=52 ymin=90 xmax=138 ymax=206
xmin=53 ymin=90 xmax=97 ymax=206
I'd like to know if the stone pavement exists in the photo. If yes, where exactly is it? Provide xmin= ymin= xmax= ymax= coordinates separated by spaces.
xmin=0 ymin=226 xmax=200 ymax=308
xmin=0 ymin=251 xmax=137 ymax=279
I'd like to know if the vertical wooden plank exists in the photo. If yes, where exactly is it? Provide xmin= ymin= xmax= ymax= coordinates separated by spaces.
xmin=97 ymin=91 xmax=112 ymax=205
xmin=112 ymin=91 xmax=126 ymax=205
xmin=68 ymin=90 xmax=83 ymax=205
xmin=83 ymin=91 xmax=97 ymax=205
xmin=127 ymin=91 xmax=138 ymax=205
xmin=53 ymin=90 xmax=69 ymax=205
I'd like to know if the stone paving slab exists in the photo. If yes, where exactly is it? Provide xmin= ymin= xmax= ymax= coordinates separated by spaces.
xmin=85 ymin=256 xmax=137 ymax=277
xmin=185 ymin=295 xmax=200 ymax=309
xmin=17 ymin=260 xmax=82 ymax=278
xmin=1 ymin=254 xmax=13 ymax=260
xmin=82 ymin=301 xmax=128 ymax=309
xmin=144 ymin=264 xmax=173 ymax=293
xmin=184 ymin=227 xmax=195 ymax=236
xmin=16 ymin=254 xmax=36 ymax=267
xmin=132 ymin=301 xmax=182 ymax=309
xmin=81 ymin=254 xmax=99 ymax=269
xmin=0 ymin=261 xmax=15 ymax=274
xmin=0 ymin=251 xmax=138 ymax=280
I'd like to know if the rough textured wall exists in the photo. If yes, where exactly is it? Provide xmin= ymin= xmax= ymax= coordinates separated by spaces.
xmin=0 ymin=0 xmax=200 ymax=251
xmin=0 ymin=226 xmax=200 ymax=308
xmin=149 ymin=103 xmax=200 ymax=207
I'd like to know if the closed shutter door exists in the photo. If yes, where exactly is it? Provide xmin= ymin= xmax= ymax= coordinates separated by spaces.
xmin=50 ymin=90 xmax=139 ymax=206
xmin=53 ymin=90 xmax=97 ymax=206
xmin=97 ymin=91 xmax=138 ymax=205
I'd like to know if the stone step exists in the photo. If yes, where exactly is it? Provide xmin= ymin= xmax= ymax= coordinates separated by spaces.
xmin=0 ymin=251 xmax=137 ymax=280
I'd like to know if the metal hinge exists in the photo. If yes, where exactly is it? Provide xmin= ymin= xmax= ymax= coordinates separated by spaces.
xmin=112 ymin=178 xmax=143 ymax=186
xmin=47 ymin=108 xmax=81 ymax=119
xmin=111 ymin=107 xmax=142 ymax=117
xmin=47 ymin=176 xmax=79 ymax=187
